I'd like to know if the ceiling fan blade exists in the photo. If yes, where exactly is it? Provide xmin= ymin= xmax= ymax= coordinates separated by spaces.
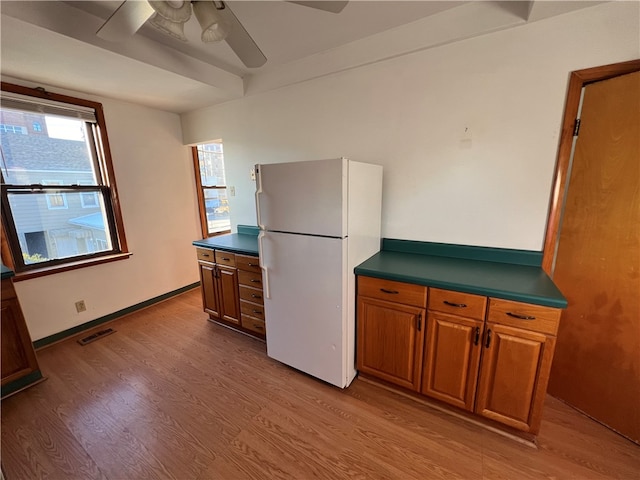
xmin=96 ymin=0 xmax=155 ymax=42
xmin=288 ymin=1 xmax=348 ymax=14
xmin=216 ymin=2 xmax=267 ymax=68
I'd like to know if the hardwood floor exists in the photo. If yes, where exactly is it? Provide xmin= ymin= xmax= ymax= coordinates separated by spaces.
xmin=2 ymin=289 xmax=638 ymax=479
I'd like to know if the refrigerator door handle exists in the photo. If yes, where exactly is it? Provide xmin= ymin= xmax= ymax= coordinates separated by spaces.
xmin=255 ymin=165 xmax=265 ymax=230
xmin=258 ymin=231 xmax=271 ymax=299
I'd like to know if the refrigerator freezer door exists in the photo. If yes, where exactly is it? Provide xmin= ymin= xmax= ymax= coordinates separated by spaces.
xmin=256 ymin=158 xmax=347 ymax=238
xmin=261 ymin=231 xmax=351 ymax=388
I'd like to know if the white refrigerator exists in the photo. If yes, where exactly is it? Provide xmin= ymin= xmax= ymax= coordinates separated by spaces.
xmin=255 ymin=158 xmax=383 ymax=388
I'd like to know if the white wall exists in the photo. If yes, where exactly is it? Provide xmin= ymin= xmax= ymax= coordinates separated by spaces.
xmin=182 ymin=2 xmax=640 ymax=251
xmin=3 ymin=77 xmax=202 ymax=341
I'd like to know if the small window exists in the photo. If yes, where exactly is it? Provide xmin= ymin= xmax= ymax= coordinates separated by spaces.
xmin=1 ymin=83 xmax=129 ymax=275
xmin=192 ymin=141 xmax=231 ymax=237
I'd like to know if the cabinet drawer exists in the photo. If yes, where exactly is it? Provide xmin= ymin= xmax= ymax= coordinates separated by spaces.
xmin=196 ymin=248 xmax=215 ymax=263
xmin=487 ymin=298 xmax=561 ymax=335
xmin=357 ymin=276 xmax=427 ymax=308
xmin=241 ymin=300 xmax=265 ymax=321
xmin=215 ymin=251 xmax=236 ymax=267
xmin=239 ymin=285 xmax=264 ymax=305
xmin=236 ymin=254 xmax=261 ymax=273
xmin=239 ymin=270 xmax=263 ymax=287
xmin=428 ymin=288 xmax=487 ymax=320
xmin=242 ymin=315 xmax=266 ymax=335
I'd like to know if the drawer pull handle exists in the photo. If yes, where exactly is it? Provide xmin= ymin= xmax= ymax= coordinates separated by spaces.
xmin=380 ymin=288 xmax=399 ymax=294
xmin=474 ymin=327 xmax=480 ymax=346
xmin=221 ymin=257 xmax=231 ymax=261
xmin=443 ymin=300 xmax=467 ymax=308
xmin=253 ymin=310 xmax=262 ymax=314
xmin=506 ymin=312 xmax=536 ymax=320
xmin=485 ymin=329 xmax=492 ymax=348
xmin=248 ymin=263 xmax=257 ymax=267
xmin=201 ymin=253 xmax=210 ymax=257
xmin=250 ymin=279 xmax=261 ymax=283
xmin=251 ymin=294 xmax=262 ymax=299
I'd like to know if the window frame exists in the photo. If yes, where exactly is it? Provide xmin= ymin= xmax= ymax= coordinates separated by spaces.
xmin=0 ymin=82 xmax=130 ymax=280
xmin=191 ymin=144 xmax=231 ymax=238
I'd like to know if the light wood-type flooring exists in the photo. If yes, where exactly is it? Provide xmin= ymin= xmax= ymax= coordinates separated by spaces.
xmin=2 ymin=288 xmax=638 ymax=479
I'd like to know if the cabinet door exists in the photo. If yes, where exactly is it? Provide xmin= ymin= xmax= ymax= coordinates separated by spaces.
xmin=421 ymin=312 xmax=483 ymax=411
xmin=217 ymin=265 xmax=241 ymax=325
xmin=475 ymin=323 xmax=556 ymax=433
xmin=198 ymin=262 xmax=220 ymax=319
xmin=357 ymin=296 xmax=425 ymax=391
xmin=1 ymin=297 xmax=38 ymax=385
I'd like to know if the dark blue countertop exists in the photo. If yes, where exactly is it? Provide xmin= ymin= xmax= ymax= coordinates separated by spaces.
xmin=1 ymin=263 xmax=15 ymax=280
xmin=355 ymin=240 xmax=567 ymax=309
xmin=192 ymin=226 xmax=259 ymax=256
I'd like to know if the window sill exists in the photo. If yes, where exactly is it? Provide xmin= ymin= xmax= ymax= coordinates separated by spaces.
xmin=12 ymin=252 xmax=132 ymax=282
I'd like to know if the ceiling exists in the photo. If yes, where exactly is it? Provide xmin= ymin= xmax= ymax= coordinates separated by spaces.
xmin=0 ymin=1 xmax=603 ymax=114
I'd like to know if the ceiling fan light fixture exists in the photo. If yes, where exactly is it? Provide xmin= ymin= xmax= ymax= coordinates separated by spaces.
xmin=192 ymin=1 xmax=231 ymax=43
xmin=148 ymin=1 xmax=192 ymax=22
xmin=149 ymin=13 xmax=189 ymax=42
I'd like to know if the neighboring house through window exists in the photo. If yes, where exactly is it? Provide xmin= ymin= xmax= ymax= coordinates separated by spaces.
xmin=0 ymin=82 xmax=129 ymax=275
xmin=192 ymin=141 xmax=231 ymax=237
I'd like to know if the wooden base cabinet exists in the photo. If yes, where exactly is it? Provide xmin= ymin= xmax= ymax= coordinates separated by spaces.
xmin=356 ymin=277 xmax=427 ymax=391
xmin=197 ymin=248 xmax=240 ymax=327
xmin=421 ymin=288 xmax=487 ymax=411
xmin=475 ymin=299 xmax=560 ymax=434
xmin=237 ymin=254 xmax=266 ymax=339
xmin=356 ymin=277 xmax=562 ymax=436
xmin=1 ymin=277 xmax=43 ymax=398
xmin=196 ymin=248 xmax=265 ymax=340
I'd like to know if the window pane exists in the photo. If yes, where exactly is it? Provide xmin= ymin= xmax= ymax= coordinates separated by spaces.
xmin=0 ymin=109 xmax=97 ymax=185
xmin=204 ymin=188 xmax=230 ymax=235
xmin=197 ymin=143 xmax=226 ymax=187
xmin=7 ymin=191 xmax=113 ymax=265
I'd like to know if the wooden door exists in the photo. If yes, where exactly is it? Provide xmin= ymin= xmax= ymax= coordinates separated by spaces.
xmin=357 ymin=296 xmax=425 ymax=391
xmin=548 ymin=71 xmax=640 ymax=443
xmin=421 ymin=312 xmax=483 ymax=411
xmin=198 ymin=262 xmax=220 ymax=319
xmin=217 ymin=265 xmax=240 ymax=325
xmin=475 ymin=323 xmax=555 ymax=434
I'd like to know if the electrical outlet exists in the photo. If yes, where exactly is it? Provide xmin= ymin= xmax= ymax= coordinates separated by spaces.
xmin=250 ymin=168 xmax=256 ymax=181
xmin=75 ymin=300 xmax=87 ymax=313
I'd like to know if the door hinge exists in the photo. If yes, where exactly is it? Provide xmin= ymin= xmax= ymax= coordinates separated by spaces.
xmin=573 ymin=118 xmax=581 ymax=137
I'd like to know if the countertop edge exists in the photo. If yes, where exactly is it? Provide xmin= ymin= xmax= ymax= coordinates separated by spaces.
xmin=354 ymin=265 xmax=567 ymax=309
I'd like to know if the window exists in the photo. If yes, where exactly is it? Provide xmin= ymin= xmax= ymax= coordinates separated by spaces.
xmin=0 ymin=82 xmax=129 ymax=276
xmin=0 ymin=124 xmax=27 ymax=134
xmin=192 ymin=141 xmax=231 ymax=237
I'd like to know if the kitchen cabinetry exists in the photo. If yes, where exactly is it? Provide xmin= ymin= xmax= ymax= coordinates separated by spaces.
xmin=1 ymin=276 xmax=43 ymax=398
xmin=237 ymin=254 xmax=266 ymax=338
xmin=356 ymin=277 xmax=562 ymax=435
xmin=196 ymin=248 xmax=240 ymax=327
xmin=356 ymin=276 xmax=427 ymax=391
xmin=421 ymin=288 xmax=487 ymax=411
xmin=475 ymin=298 xmax=559 ymax=433
xmin=196 ymin=248 xmax=265 ymax=339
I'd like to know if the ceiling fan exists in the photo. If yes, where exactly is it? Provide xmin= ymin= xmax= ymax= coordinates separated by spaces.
xmin=96 ymin=1 xmax=349 ymax=68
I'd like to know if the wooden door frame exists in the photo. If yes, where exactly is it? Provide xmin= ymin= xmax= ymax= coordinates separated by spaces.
xmin=542 ymin=59 xmax=640 ymax=274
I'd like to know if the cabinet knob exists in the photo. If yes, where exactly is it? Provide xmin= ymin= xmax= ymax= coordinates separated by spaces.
xmin=485 ymin=329 xmax=492 ymax=348
xmin=474 ymin=327 xmax=480 ymax=346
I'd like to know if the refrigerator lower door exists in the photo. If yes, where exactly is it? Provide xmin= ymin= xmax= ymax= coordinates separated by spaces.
xmin=261 ymin=231 xmax=351 ymax=388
